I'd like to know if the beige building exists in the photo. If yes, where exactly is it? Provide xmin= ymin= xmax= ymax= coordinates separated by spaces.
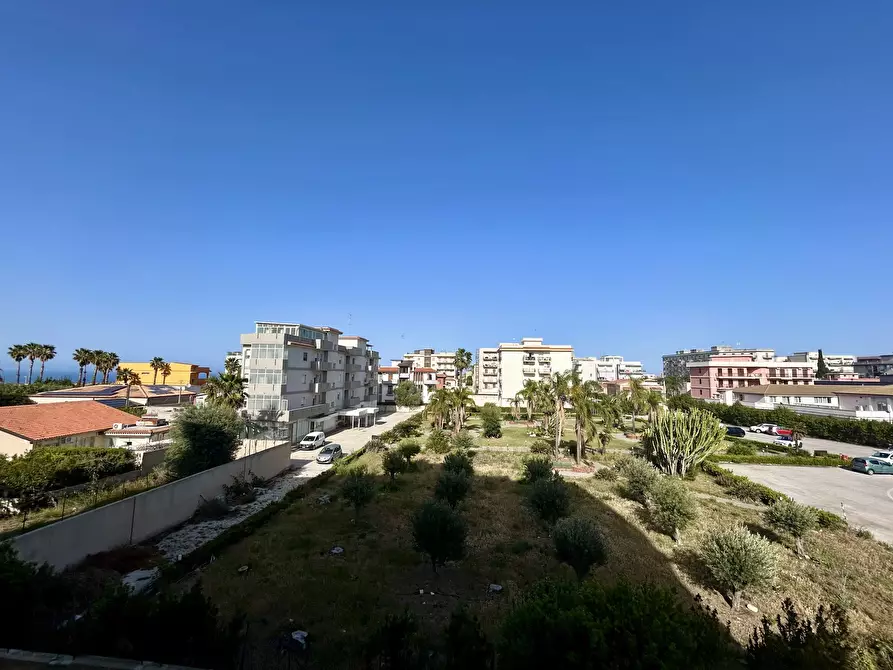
xmin=476 ymin=337 xmax=574 ymax=405
xmin=0 ymin=401 xmax=140 ymax=457
xmin=236 ymin=321 xmax=380 ymax=444
xmin=574 ymin=355 xmax=645 ymax=381
xmin=785 ymin=351 xmax=856 ymax=374
xmin=402 ymin=348 xmax=458 ymax=387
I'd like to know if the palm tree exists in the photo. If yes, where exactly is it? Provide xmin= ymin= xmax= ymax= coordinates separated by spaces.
xmin=542 ymin=371 xmax=573 ymax=457
xmin=149 ymin=357 xmax=165 ymax=385
xmin=449 ymin=386 xmax=474 ymax=433
xmin=595 ymin=394 xmax=622 ymax=431
xmin=160 ymin=362 xmax=173 ymax=384
xmin=224 ymin=357 xmax=241 ymax=375
xmin=98 ymin=351 xmax=119 ymax=384
xmin=453 ymin=348 xmax=473 ymax=387
xmin=36 ymin=344 xmax=56 ymax=382
xmin=426 ymin=388 xmax=452 ymax=430
xmin=88 ymin=350 xmax=104 ymax=385
xmin=567 ymin=376 xmax=601 ymax=464
xmin=116 ymin=367 xmax=141 ymax=407
xmin=72 ymin=348 xmax=92 ymax=386
xmin=8 ymin=345 xmax=27 ymax=384
xmin=626 ymin=377 xmax=648 ymax=434
xmin=662 ymin=375 xmax=686 ymax=397
xmin=509 ymin=396 xmax=521 ymax=422
xmin=203 ymin=371 xmax=248 ymax=410
xmin=22 ymin=342 xmax=42 ymax=384
xmin=517 ymin=380 xmax=539 ymax=422
xmin=645 ymin=390 xmax=663 ymax=422
xmin=589 ymin=422 xmax=613 ymax=456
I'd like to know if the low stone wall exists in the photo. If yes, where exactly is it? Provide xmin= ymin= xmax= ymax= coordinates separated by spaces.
xmin=12 ymin=442 xmax=291 ymax=570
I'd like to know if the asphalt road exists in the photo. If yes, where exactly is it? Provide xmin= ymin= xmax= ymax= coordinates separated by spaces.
xmin=727 ymin=464 xmax=893 ymax=544
xmin=728 ymin=428 xmax=882 ymax=459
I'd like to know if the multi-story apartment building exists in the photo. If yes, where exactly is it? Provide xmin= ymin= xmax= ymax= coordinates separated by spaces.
xmin=574 ymin=356 xmax=644 ymax=382
xmin=402 ymin=349 xmax=458 ymax=387
xmin=236 ymin=322 xmax=379 ymax=443
xmin=854 ymin=354 xmax=893 ymax=378
xmin=785 ymin=351 xmax=856 ymax=374
xmin=476 ymin=337 xmax=574 ymax=404
xmin=663 ymin=345 xmax=775 ymax=378
xmin=688 ymin=354 xmax=814 ymax=401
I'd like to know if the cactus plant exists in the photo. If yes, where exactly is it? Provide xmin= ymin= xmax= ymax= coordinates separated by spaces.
xmin=641 ymin=409 xmax=726 ymax=477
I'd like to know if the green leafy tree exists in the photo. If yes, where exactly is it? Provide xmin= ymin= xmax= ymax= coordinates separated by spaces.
xmin=411 ymin=499 xmax=467 ymax=572
xmin=394 ymin=380 xmax=422 ymax=407
xmin=662 ymin=374 xmax=686 ymax=397
xmin=567 ymin=373 xmax=602 ymax=465
xmin=641 ymin=409 xmax=726 ymax=477
xmin=342 ymin=467 xmax=375 ymax=515
xmin=453 ymin=348 xmax=473 ymax=387
xmin=224 ymin=357 xmax=241 ymax=375
xmin=115 ymin=367 xmax=142 ymax=407
xmin=816 ymin=349 xmax=830 ymax=379
xmin=542 ymin=372 xmax=573 ymax=457
xmin=397 ymin=439 xmax=421 ymax=464
xmin=149 ymin=357 xmax=166 ymax=384
xmin=450 ymin=429 xmax=475 ymax=451
xmin=522 ymin=455 xmax=553 ymax=483
xmin=764 ymin=499 xmax=817 ymax=558
xmin=382 ymin=449 xmax=408 ymax=482
xmin=646 ymin=475 xmax=698 ymax=543
xmin=552 ymin=517 xmax=608 ymax=579
xmin=443 ymin=449 xmax=474 ymax=477
xmin=164 ymin=403 xmax=244 ymax=478
xmin=434 ymin=470 xmax=470 ymax=508
xmin=479 ymin=402 xmax=502 ymax=437
xmin=702 ymin=524 xmax=778 ymax=609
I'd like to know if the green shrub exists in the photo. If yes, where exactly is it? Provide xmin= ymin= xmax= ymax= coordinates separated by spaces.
xmin=702 ymin=524 xmax=778 ymax=609
xmin=529 ymin=439 xmax=552 ymax=455
xmin=451 ymin=430 xmax=476 ymax=451
xmin=528 ymin=474 xmax=570 ymax=524
xmin=443 ymin=450 xmax=474 ymax=478
xmin=521 ymin=455 xmax=553 ymax=483
xmin=480 ymin=403 xmax=502 ymax=438
xmin=702 ymin=463 xmax=790 ymax=505
xmin=222 ymin=474 xmax=256 ymax=505
xmin=552 ymin=517 xmax=608 ymax=579
xmin=396 ymin=439 xmax=422 ymax=464
xmin=594 ymin=467 xmax=618 ymax=482
xmin=620 ymin=457 xmax=658 ymax=503
xmin=709 ymin=454 xmax=846 ymax=467
xmin=764 ymin=499 xmax=818 ymax=556
xmin=379 ymin=429 xmax=397 ymax=444
xmin=646 ymin=476 xmax=698 ymax=542
xmin=726 ymin=442 xmax=757 ymax=456
xmin=747 ymin=599 xmax=854 ymax=669
xmin=498 ymin=579 xmax=732 ymax=669
xmin=434 ymin=470 xmax=471 ymax=509
xmin=342 ymin=467 xmax=375 ymax=514
xmin=426 ymin=429 xmax=451 ymax=454
xmin=165 ymin=404 xmax=243 ymax=479
xmin=445 ymin=608 xmax=495 ymax=669
xmin=855 ymin=527 xmax=873 ymax=540
xmin=411 ymin=499 xmax=467 ymax=572
xmin=382 ymin=449 xmax=408 ymax=482
xmin=815 ymin=509 xmax=847 ymax=531
xmin=0 ymin=446 xmax=137 ymax=496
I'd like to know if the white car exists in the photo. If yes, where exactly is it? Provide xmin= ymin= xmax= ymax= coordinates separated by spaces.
xmin=750 ymin=423 xmax=778 ymax=434
xmin=298 ymin=431 xmax=326 ymax=450
xmin=869 ymin=450 xmax=893 ymax=465
xmin=773 ymin=436 xmax=803 ymax=448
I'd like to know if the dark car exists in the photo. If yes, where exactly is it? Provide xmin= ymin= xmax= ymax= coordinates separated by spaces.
xmin=725 ymin=426 xmax=747 ymax=438
xmin=316 ymin=444 xmax=343 ymax=464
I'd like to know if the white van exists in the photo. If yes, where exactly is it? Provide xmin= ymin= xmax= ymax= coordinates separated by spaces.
xmin=298 ymin=431 xmax=326 ymax=450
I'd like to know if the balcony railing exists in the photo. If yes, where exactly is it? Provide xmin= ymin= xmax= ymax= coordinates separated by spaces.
xmin=314 ymin=382 xmax=335 ymax=393
xmin=483 ymin=370 xmax=497 ymax=376
xmin=311 ymin=361 xmax=335 ymax=371
xmin=522 ymin=366 xmax=536 ymax=374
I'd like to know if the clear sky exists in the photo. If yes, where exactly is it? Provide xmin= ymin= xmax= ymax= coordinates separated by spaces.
xmin=1 ymin=1 xmax=891 ymax=375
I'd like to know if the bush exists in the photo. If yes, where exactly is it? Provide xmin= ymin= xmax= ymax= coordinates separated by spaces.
xmin=619 ymin=457 xmax=658 ymax=503
xmin=192 ymin=496 xmax=230 ymax=520
xmin=445 ymin=608 xmax=495 ymax=669
xmin=709 ymin=454 xmax=846 ymax=467
xmin=646 ymin=476 xmax=698 ymax=542
xmin=395 ymin=380 xmax=423 ymax=407
xmin=426 ymin=429 xmax=451 ymax=454
xmin=702 ymin=462 xmax=790 ymax=505
xmin=498 ymin=578 xmax=732 ymax=669
xmin=529 ymin=439 xmax=552 ymax=455
xmin=702 ymin=524 xmax=778 ymax=609
xmin=342 ymin=467 xmax=375 ymax=514
xmin=165 ymin=404 xmax=243 ymax=479
xmin=382 ymin=449 xmax=408 ymax=482
xmin=521 ymin=455 xmax=553 ymax=483
xmin=747 ymin=599 xmax=854 ymax=669
xmin=0 ymin=446 xmax=136 ymax=496
xmin=443 ymin=450 xmax=474 ymax=478
xmin=764 ymin=499 xmax=817 ymax=556
xmin=528 ymin=474 xmax=570 ymax=524
xmin=480 ymin=403 xmax=502 ymax=438
xmin=451 ymin=430 xmax=476 ymax=451
xmin=726 ymin=442 xmax=757 ymax=456
xmin=815 ymin=509 xmax=847 ymax=531
xmin=434 ymin=470 xmax=471 ymax=509
xmin=552 ymin=517 xmax=608 ymax=579
xmin=397 ymin=439 xmax=422 ymax=464
xmin=594 ymin=467 xmax=618 ymax=482
xmin=411 ymin=499 xmax=467 ymax=572
xmin=222 ymin=474 xmax=256 ymax=505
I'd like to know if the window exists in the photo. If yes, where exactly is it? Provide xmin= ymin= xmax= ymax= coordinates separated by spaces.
xmin=769 ymin=396 xmax=777 ymax=402
xmin=794 ymin=397 xmax=801 ymax=403
xmin=246 ymin=395 xmax=284 ymax=412
xmin=337 ymin=393 xmax=341 ymax=400
xmin=878 ymin=402 xmax=889 ymax=412
xmin=252 ymin=344 xmax=284 ymax=360
xmin=303 ymin=374 xmax=307 ymax=383
xmin=248 ymin=370 xmax=283 ymax=385
xmin=303 ymin=352 xmax=308 ymax=361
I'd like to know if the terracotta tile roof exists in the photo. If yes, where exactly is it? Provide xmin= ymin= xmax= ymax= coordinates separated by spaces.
xmin=378 ymin=367 xmax=399 ymax=372
xmin=0 ymin=401 xmax=142 ymax=442
xmin=414 ymin=367 xmax=436 ymax=372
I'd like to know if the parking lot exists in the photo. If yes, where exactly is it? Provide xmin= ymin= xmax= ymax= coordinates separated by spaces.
xmin=730 ymin=428 xmax=881 ymax=460
xmin=727 ymin=464 xmax=893 ymax=544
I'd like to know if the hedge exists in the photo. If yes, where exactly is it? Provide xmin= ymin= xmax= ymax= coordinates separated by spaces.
xmin=709 ymin=454 xmax=849 ymax=467
xmin=0 ymin=447 xmax=136 ymax=495
xmin=378 ymin=412 xmax=425 ymax=444
xmin=671 ymin=396 xmax=893 ymax=448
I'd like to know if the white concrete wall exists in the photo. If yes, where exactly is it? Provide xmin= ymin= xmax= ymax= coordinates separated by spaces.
xmin=0 ymin=430 xmax=30 ymax=457
xmin=12 ymin=442 xmax=291 ymax=570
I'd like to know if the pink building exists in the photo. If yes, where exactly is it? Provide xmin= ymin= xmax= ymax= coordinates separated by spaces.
xmin=688 ymin=354 xmax=814 ymax=401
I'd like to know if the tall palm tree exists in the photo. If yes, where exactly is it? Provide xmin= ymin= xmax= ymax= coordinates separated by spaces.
xmin=72 ymin=348 xmax=92 ymax=386
xmin=149 ymin=357 xmax=165 ymax=385
xmin=23 ymin=343 xmax=42 ymax=384
xmin=662 ymin=375 xmax=686 ymax=397
xmin=203 ymin=371 xmax=248 ymax=411
xmin=509 ymin=396 xmax=521 ymax=422
xmin=89 ymin=350 xmax=104 ymax=385
xmin=543 ymin=371 xmax=573 ymax=457
xmin=517 ymin=380 xmax=539 ymax=422
xmin=453 ymin=348 xmax=473 ymax=388
xmin=449 ymin=386 xmax=474 ymax=433
xmin=626 ymin=377 xmax=648 ymax=434
xmin=645 ymin=390 xmax=663 ymax=422
xmin=426 ymin=388 xmax=452 ymax=431
xmin=567 ymin=376 xmax=601 ymax=465
xmin=160 ymin=362 xmax=173 ymax=385
xmin=8 ymin=345 xmax=27 ymax=384
xmin=224 ymin=357 xmax=242 ymax=375
xmin=595 ymin=393 xmax=623 ymax=430
xmin=99 ymin=351 xmax=119 ymax=384
xmin=36 ymin=344 xmax=56 ymax=382
xmin=116 ymin=367 xmax=141 ymax=407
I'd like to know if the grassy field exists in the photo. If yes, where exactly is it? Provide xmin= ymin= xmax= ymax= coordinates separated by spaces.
xmin=197 ymin=421 xmax=893 ymax=668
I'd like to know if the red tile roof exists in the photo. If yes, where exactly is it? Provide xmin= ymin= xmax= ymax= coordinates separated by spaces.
xmin=0 ymin=401 xmax=140 ymax=442
xmin=378 ymin=367 xmax=399 ymax=372
xmin=414 ymin=367 xmax=436 ymax=372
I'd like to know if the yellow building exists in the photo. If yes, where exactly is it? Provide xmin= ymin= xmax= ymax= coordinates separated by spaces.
xmin=118 ymin=361 xmax=211 ymax=387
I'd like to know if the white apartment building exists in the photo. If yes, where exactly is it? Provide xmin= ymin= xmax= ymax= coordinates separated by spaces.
xmin=722 ymin=384 xmax=893 ymax=422
xmin=785 ymin=351 xmax=856 ymax=374
xmin=476 ymin=337 xmax=574 ymax=405
xmin=662 ymin=346 xmax=775 ymax=377
xmin=574 ymin=355 xmax=644 ymax=382
xmin=402 ymin=349 xmax=458 ymax=387
xmin=237 ymin=322 xmax=379 ymax=444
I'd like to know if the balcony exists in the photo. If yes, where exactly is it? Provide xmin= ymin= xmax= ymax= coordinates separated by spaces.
xmin=289 ymin=403 xmax=328 ymax=420
xmin=314 ymin=381 xmax=335 ymax=393
xmin=522 ymin=366 xmax=536 ymax=374
xmin=346 ymin=363 xmax=364 ymax=372
xmin=539 ymin=365 xmax=551 ymax=374
xmin=483 ymin=369 xmax=497 ymax=376
xmin=344 ymin=380 xmax=363 ymax=390
xmin=315 ymin=339 xmax=336 ymax=351
xmin=540 ymin=356 xmax=551 ymax=362
xmin=483 ymin=363 xmax=498 ymax=369
xmin=311 ymin=361 xmax=335 ymax=371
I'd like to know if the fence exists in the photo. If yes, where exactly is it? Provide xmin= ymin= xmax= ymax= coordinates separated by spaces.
xmin=11 ymin=442 xmax=291 ymax=570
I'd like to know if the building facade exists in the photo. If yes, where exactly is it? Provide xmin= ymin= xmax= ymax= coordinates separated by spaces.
xmin=475 ymin=337 xmax=574 ymax=404
xmin=118 ymin=361 xmax=211 ymax=387
xmin=574 ymin=356 xmax=644 ymax=382
xmin=236 ymin=322 xmax=379 ymax=444
xmin=688 ymin=355 xmax=814 ymax=401
xmin=401 ymin=349 xmax=458 ymax=387
xmin=722 ymin=384 xmax=893 ymax=422
xmin=662 ymin=346 xmax=775 ymax=378
xmin=785 ymin=352 xmax=856 ymax=374
xmin=854 ymin=354 xmax=893 ymax=378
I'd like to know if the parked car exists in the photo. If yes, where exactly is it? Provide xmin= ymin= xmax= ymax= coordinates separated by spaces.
xmin=773 ymin=435 xmax=803 ymax=448
xmin=298 ymin=431 xmax=326 ymax=450
xmin=749 ymin=423 xmax=778 ymax=434
xmin=725 ymin=426 xmax=747 ymax=438
xmin=851 ymin=457 xmax=893 ymax=475
xmin=316 ymin=444 xmax=343 ymax=464
xmin=869 ymin=451 xmax=893 ymax=465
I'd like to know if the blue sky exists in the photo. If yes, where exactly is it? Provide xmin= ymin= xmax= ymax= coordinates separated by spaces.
xmin=1 ymin=1 xmax=891 ymax=375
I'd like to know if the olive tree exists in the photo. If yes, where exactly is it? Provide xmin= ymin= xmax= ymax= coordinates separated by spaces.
xmin=702 ymin=524 xmax=778 ymax=609
xmin=411 ymin=500 xmax=467 ymax=572
xmin=764 ymin=499 xmax=817 ymax=558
